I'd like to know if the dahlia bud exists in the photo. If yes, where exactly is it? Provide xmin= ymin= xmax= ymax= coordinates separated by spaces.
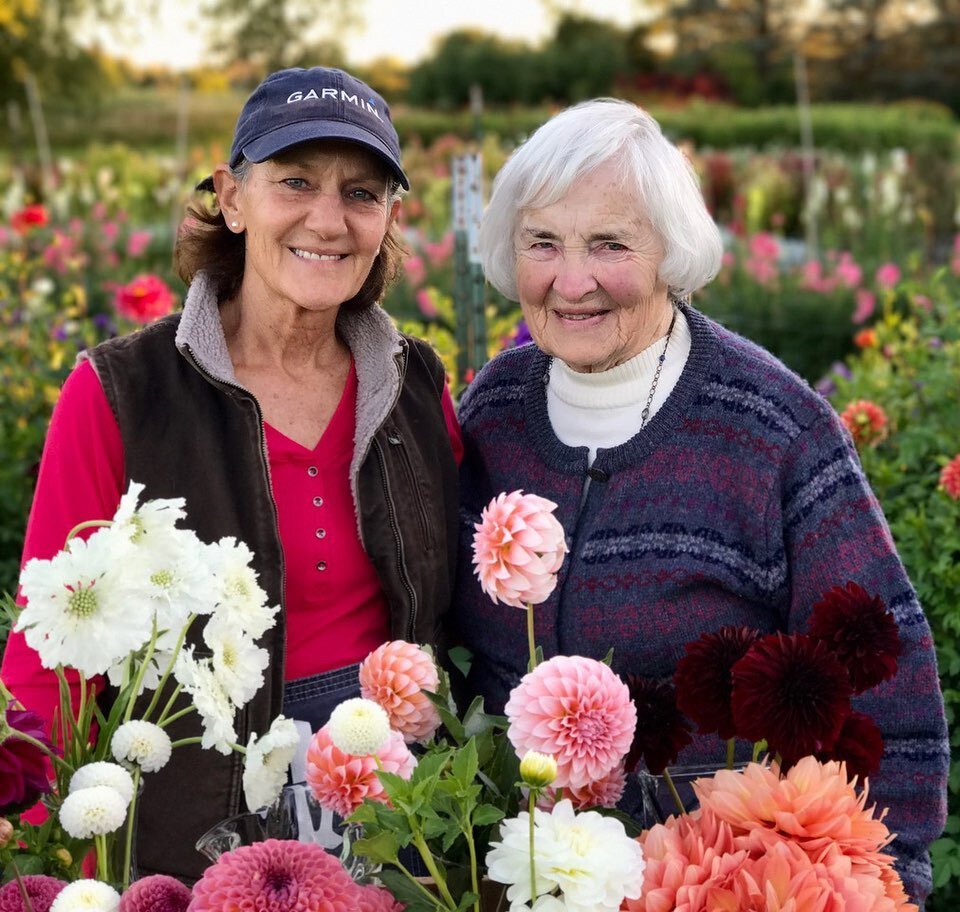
xmin=0 ymin=817 xmax=13 ymax=848
xmin=55 ymin=847 xmax=73 ymax=867
xmin=520 ymin=750 xmax=558 ymax=788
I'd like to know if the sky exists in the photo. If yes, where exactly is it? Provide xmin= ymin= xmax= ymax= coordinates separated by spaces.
xmin=84 ymin=0 xmax=646 ymax=71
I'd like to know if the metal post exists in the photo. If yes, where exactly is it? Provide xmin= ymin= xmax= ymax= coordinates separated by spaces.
xmin=793 ymin=52 xmax=818 ymax=260
xmin=452 ymin=152 xmax=487 ymax=386
xmin=22 ymin=71 xmax=54 ymax=198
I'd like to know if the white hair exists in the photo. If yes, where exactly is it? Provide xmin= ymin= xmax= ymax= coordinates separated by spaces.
xmin=478 ymin=98 xmax=723 ymax=301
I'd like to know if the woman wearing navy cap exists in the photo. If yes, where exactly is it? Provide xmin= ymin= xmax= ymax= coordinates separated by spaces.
xmin=0 ymin=66 xmax=462 ymax=880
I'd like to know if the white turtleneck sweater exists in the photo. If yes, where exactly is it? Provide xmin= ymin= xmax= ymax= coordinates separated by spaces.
xmin=546 ymin=309 xmax=691 ymax=466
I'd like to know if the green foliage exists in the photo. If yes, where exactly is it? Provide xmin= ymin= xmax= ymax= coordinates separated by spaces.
xmin=827 ymin=285 xmax=960 ymax=908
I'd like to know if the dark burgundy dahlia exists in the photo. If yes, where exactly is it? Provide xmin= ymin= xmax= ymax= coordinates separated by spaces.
xmin=817 ymin=710 xmax=885 ymax=783
xmin=0 ymin=707 xmax=53 ymax=815
xmin=624 ymin=676 xmax=693 ymax=775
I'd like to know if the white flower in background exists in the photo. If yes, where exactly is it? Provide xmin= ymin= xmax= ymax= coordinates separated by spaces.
xmin=69 ymin=762 xmax=135 ymax=805
xmin=16 ymin=529 xmax=154 ymax=677
xmin=206 ymin=537 xmax=278 ymax=638
xmin=175 ymin=648 xmax=237 ymax=755
xmin=59 ymin=785 xmax=128 ymax=839
xmin=328 ymin=698 xmax=391 ymax=756
xmin=111 ymin=720 xmax=173 ymax=773
xmin=203 ymin=612 xmax=269 ymax=707
xmin=487 ymin=800 xmax=644 ymax=912
xmin=111 ymin=481 xmax=186 ymax=547
xmin=49 ymin=879 xmax=120 ymax=912
xmin=243 ymin=715 xmax=300 ymax=812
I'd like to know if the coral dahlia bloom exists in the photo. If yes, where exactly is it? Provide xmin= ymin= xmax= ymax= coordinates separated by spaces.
xmin=940 ymin=454 xmax=960 ymax=500
xmin=114 ymin=274 xmax=175 ymax=324
xmin=118 ymin=876 xmax=191 ymax=912
xmin=731 ymin=632 xmax=852 ymax=764
xmin=305 ymin=725 xmax=415 ymax=818
xmin=189 ymin=839 xmax=398 ymax=912
xmin=0 ymin=876 xmax=66 ymax=912
xmin=839 ymin=399 xmax=889 ymax=448
xmin=359 ymin=640 xmax=441 ymax=742
xmin=674 ymin=625 xmax=762 ymax=740
xmin=505 ymin=654 xmax=636 ymax=789
xmin=472 ymin=490 xmax=568 ymax=607
xmin=808 ymin=582 xmax=901 ymax=693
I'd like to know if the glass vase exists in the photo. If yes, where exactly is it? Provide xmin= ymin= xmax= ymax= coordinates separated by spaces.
xmin=635 ymin=762 xmax=749 ymax=826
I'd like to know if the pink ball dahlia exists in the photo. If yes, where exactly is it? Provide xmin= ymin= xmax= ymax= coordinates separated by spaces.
xmin=505 ymin=654 xmax=636 ymax=790
xmin=359 ymin=640 xmax=441 ymax=743
xmin=188 ymin=839 xmax=377 ymax=912
xmin=305 ymin=725 xmax=416 ymax=818
xmin=119 ymin=876 xmax=191 ymax=912
xmin=0 ymin=876 xmax=66 ymax=912
xmin=472 ymin=490 xmax=568 ymax=608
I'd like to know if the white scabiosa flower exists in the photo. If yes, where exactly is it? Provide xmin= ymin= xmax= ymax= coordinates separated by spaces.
xmin=111 ymin=481 xmax=186 ymax=547
xmin=69 ymin=762 xmax=135 ymax=805
xmin=243 ymin=715 xmax=300 ymax=812
xmin=174 ymin=648 xmax=237 ymax=755
xmin=328 ymin=698 xmax=391 ymax=756
xmin=111 ymin=720 xmax=173 ymax=773
xmin=16 ymin=529 xmax=154 ymax=677
xmin=205 ymin=537 xmax=279 ymax=638
xmin=203 ymin=612 xmax=269 ymax=708
xmin=59 ymin=785 xmax=128 ymax=839
xmin=49 ymin=880 xmax=120 ymax=912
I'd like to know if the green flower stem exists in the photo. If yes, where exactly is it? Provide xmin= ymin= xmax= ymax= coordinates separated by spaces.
xmin=121 ymin=766 xmax=141 ymax=891
xmin=461 ymin=816 xmax=481 ymax=912
xmin=124 ymin=621 xmax=159 ymax=723
xmin=64 ymin=519 xmax=113 ymax=543
xmin=662 ymin=767 xmax=686 ymax=815
xmin=169 ymin=736 xmax=203 ymax=748
xmin=726 ymin=738 xmax=736 ymax=769
xmin=157 ymin=704 xmax=194 ymax=729
xmin=156 ymin=683 xmax=184 ymax=728
xmin=143 ymin=613 xmax=197 ymax=722
xmin=411 ymin=828 xmax=457 ymax=910
xmin=528 ymin=789 xmax=537 ymax=907
xmin=95 ymin=833 xmax=109 ymax=882
xmin=526 ymin=602 xmax=536 ymax=672
xmin=393 ymin=860 xmax=448 ymax=911
xmin=4 ymin=727 xmax=74 ymax=776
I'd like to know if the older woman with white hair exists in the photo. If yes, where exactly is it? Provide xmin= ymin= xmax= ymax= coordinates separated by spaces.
xmin=452 ymin=99 xmax=947 ymax=906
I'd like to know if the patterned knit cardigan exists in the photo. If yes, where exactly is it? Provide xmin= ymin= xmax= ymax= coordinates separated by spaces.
xmin=452 ymin=304 xmax=948 ymax=905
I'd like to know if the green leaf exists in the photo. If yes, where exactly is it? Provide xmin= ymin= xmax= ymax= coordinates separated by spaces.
xmin=447 ymin=645 xmax=474 ymax=681
xmin=451 ymin=738 xmax=479 ymax=788
xmin=352 ymin=830 xmax=401 ymax=864
xmin=471 ymin=804 xmax=505 ymax=827
xmin=376 ymin=869 xmax=443 ymax=912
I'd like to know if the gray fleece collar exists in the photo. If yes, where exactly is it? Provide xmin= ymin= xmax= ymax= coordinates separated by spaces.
xmin=174 ymin=271 xmax=405 ymax=511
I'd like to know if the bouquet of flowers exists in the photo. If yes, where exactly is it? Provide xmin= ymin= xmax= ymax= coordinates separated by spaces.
xmin=0 ymin=481 xmax=298 ymax=890
xmin=296 ymin=490 xmax=916 ymax=912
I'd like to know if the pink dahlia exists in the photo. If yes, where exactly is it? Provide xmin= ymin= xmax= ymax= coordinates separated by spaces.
xmin=119 ymin=876 xmax=191 ymax=912
xmin=472 ymin=490 xmax=568 ymax=607
xmin=0 ymin=876 xmax=66 ymax=912
xmin=359 ymin=640 xmax=441 ymax=743
xmin=839 ymin=399 xmax=889 ymax=448
xmin=188 ymin=838 xmax=376 ymax=912
xmin=505 ymin=654 xmax=636 ymax=789
xmin=940 ymin=454 xmax=960 ymax=500
xmin=353 ymin=883 xmax=405 ymax=912
xmin=305 ymin=725 xmax=416 ymax=818
xmin=114 ymin=274 xmax=175 ymax=324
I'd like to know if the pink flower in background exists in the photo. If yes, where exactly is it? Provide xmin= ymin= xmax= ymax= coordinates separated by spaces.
xmin=305 ymin=725 xmax=415 ymax=817
xmin=402 ymin=254 xmax=426 ymax=286
xmin=0 ymin=226 xmax=10 ymax=248
xmin=359 ymin=640 xmax=441 ymax=743
xmin=416 ymin=288 xmax=439 ymax=318
xmin=541 ymin=762 xmax=627 ymax=810
xmin=951 ymin=234 xmax=960 ymax=275
xmin=744 ymin=257 xmax=778 ymax=286
xmin=840 ymin=399 xmax=889 ymax=448
xmin=748 ymin=232 xmax=779 ymax=261
xmin=852 ymin=289 xmax=876 ymax=324
xmin=114 ymin=274 xmax=175 ymax=324
xmin=0 ymin=876 xmax=66 ymax=912
xmin=835 ymin=252 xmax=863 ymax=288
xmin=912 ymin=293 xmax=932 ymax=312
xmin=940 ymin=454 xmax=960 ymax=500
xmin=875 ymin=262 xmax=901 ymax=290
xmin=10 ymin=204 xmax=48 ymax=234
xmin=119 ymin=875 xmax=191 ymax=912
xmin=102 ymin=221 xmax=119 ymax=243
xmin=126 ymin=230 xmax=153 ymax=257
xmin=505 ymin=654 xmax=636 ymax=790
xmin=92 ymin=202 xmax=108 ymax=220
xmin=472 ymin=490 xmax=568 ymax=608
xmin=424 ymin=231 xmax=454 ymax=266
xmin=189 ymin=839 xmax=399 ymax=912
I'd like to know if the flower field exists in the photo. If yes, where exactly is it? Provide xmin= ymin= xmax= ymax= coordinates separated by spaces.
xmin=1 ymin=127 xmax=959 ymax=904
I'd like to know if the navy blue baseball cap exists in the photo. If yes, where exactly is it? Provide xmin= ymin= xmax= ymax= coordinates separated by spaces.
xmin=196 ymin=66 xmax=409 ymax=192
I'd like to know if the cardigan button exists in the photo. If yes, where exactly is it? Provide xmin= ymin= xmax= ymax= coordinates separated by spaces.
xmin=316 ymin=561 xmax=327 ymax=572
xmin=316 ymin=528 xmax=326 ymax=539
xmin=307 ymin=466 xmax=319 ymax=477
xmin=312 ymin=496 xmax=324 ymax=507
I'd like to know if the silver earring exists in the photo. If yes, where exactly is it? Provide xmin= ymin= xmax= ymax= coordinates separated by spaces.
xmin=231 ymin=220 xmax=239 ymax=228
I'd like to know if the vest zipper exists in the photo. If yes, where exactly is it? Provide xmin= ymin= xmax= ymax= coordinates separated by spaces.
xmin=372 ymin=435 xmax=418 ymax=640
xmin=385 ymin=428 xmax=434 ymax=549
